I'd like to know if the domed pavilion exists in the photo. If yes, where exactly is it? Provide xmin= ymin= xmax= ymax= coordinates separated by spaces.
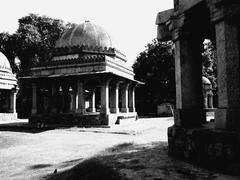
xmin=23 ymin=21 xmax=142 ymax=126
xmin=0 ymin=52 xmax=17 ymax=119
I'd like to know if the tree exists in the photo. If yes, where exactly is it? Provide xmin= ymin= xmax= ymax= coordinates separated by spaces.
xmin=133 ymin=39 xmax=175 ymax=115
xmin=15 ymin=14 xmax=73 ymax=76
xmin=0 ymin=13 xmax=73 ymax=77
xmin=133 ymin=38 xmax=218 ymax=116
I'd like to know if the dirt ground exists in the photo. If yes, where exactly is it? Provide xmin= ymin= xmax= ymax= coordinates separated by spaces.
xmin=0 ymin=117 xmax=239 ymax=180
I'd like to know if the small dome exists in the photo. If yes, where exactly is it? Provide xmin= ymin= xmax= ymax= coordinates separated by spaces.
xmin=202 ymin=76 xmax=211 ymax=85
xmin=56 ymin=21 xmax=113 ymax=49
xmin=0 ymin=52 xmax=12 ymax=73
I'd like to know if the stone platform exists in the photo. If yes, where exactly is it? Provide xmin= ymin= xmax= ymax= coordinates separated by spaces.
xmin=168 ymin=123 xmax=240 ymax=175
xmin=29 ymin=112 xmax=137 ymax=127
xmin=0 ymin=113 xmax=18 ymax=123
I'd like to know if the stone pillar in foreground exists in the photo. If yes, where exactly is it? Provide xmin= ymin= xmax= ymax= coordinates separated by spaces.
xmin=173 ymin=29 xmax=205 ymax=127
xmin=214 ymin=20 xmax=240 ymax=130
xmin=77 ymin=81 xmax=85 ymax=114
xmin=31 ymin=83 xmax=37 ymax=115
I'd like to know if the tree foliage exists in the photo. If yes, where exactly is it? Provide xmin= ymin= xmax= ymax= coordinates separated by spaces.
xmin=133 ymin=39 xmax=175 ymax=114
xmin=0 ymin=13 xmax=72 ymax=76
xmin=0 ymin=14 xmax=72 ymax=117
xmin=133 ymin=39 xmax=218 ymax=115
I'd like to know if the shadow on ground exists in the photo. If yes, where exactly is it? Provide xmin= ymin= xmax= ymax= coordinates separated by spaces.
xmin=0 ymin=122 xmax=54 ymax=133
xmin=45 ymin=142 xmax=232 ymax=180
xmin=46 ymin=158 xmax=129 ymax=180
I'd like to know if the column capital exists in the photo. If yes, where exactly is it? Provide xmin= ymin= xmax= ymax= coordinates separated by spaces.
xmin=122 ymin=82 xmax=131 ymax=89
xmin=100 ymin=78 xmax=112 ymax=87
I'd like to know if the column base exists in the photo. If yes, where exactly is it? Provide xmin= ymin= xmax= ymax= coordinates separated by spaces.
xmin=51 ymin=108 xmax=57 ymax=114
xmin=128 ymin=107 xmax=136 ymax=112
xmin=168 ymin=125 xmax=240 ymax=175
xmin=110 ymin=107 xmax=119 ymax=114
xmin=215 ymin=108 xmax=240 ymax=131
xmin=77 ymin=108 xmax=85 ymax=114
xmin=174 ymin=108 xmax=206 ymax=127
xmin=88 ymin=108 xmax=96 ymax=113
xmin=120 ymin=108 xmax=129 ymax=113
xmin=31 ymin=109 xmax=37 ymax=115
xmin=9 ymin=109 xmax=16 ymax=113
xmin=100 ymin=108 xmax=110 ymax=114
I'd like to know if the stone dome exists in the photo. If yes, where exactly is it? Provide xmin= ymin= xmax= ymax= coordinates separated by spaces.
xmin=0 ymin=52 xmax=12 ymax=73
xmin=202 ymin=76 xmax=211 ymax=85
xmin=56 ymin=21 xmax=113 ymax=49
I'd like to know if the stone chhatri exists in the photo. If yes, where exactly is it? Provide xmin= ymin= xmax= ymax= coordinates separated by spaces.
xmin=0 ymin=51 xmax=17 ymax=121
xmin=23 ymin=21 xmax=142 ymax=126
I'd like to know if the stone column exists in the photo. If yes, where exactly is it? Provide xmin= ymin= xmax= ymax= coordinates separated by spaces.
xmin=128 ymin=86 xmax=133 ymax=112
xmin=31 ymin=83 xmax=37 ymax=115
xmin=203 ymin=91 xmax=208 ymax=109
xmin=132 ymin=86 xmax=136 ymax=112
xmin=214 ymin=20 xmax=240 ymax=130
xmin=208 ymin=93 xmax=213 ymax=109
xmin=173 ymin=29 xmax=205 ymax=127
xmin=62 ymin=85 xmax=68 ymax=113
xmin=72 ymin=87 xmax=77 ymax=112
xmin=9 ymin=89 xmax=17 ymax=113
xmin=89 ymin=90 xmax=96 ymax=113
xmin=121 ymin=83 xmax=130 ymax=113
xmin=100 ymin=80 xmax=110 ymax=114
xmin=128 ymin=85 xmax=136 ymax=112
xmin=110 ymin=82 xmax=120 ymax=113
xmin=51 ymin=84 xmax=57 ymax=113
xmin=69 ymin=87 xmax=74 ymax=112
xmin=77 ymin=81 xmax=85 ymax=114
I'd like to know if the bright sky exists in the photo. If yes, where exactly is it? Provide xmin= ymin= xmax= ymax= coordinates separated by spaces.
xmin=0 ymin=0 xmax=173 ymax=65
